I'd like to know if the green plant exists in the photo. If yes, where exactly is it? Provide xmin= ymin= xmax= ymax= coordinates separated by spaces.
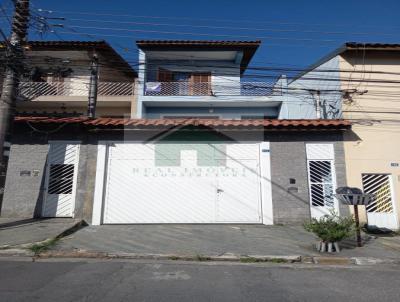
xmin=268 ymin=258 xmax=287 ymax=263
xmin=195 ymin=254 xmax=211 ymax=261
xmin=304 ymin=211 xmax=355 ymax=243
xmin=239 ymin=257 xmax=288 ymax=263
xmin=240 ymin=257 xmax=261 ymax=263
xmin=28 ymin=238 xmax=59 ymax=255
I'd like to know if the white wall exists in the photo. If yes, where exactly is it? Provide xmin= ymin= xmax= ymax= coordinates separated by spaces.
xmin=145 ymin=106 xmax=279 ymax=119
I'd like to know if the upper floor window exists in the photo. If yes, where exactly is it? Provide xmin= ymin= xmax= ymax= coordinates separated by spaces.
xmin=146 ymin=68 xmax=211 ymax=96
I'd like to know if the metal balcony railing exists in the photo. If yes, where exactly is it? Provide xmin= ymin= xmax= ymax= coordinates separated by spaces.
xmin=144 ymin=81 xmax=280 ymax=96
xmin=18 ymin=82 xmax=135 ymax=99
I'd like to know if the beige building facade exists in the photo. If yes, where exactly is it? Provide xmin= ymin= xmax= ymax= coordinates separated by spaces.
xmin=289 ymin=43 xmax=400 ymax=229
xmin=340 ymin=47 xmax=400 ymax=229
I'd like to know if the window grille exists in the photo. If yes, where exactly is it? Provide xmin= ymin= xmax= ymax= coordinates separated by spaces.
xmin=307 ymin=160 xmax=335 ymax=207
xmin=362 ymin=174 xmax=393 ymax=213
xmin=48 ymin=164 xmax=74 ymax=194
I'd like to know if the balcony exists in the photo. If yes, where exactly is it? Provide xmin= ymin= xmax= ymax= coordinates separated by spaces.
xmin=144 ymin=81 xmax=280 ymax=97
xmin=18 ymin=81 xmax=135 ymax=99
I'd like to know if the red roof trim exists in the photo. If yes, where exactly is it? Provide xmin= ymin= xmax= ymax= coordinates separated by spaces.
xmin=345 ymin=42 xmax=400 ymax=50
xmin=14 ymin=117 xmax=351 ymax=130
xmin=136 ymin=40 xmax=261 ymax=46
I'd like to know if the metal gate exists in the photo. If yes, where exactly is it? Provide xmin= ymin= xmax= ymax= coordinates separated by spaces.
xmin=306 ymin=144 xmax=338 ymax=219
xmin=42 ymin=142 xmax=80 ymax=217
xmin=102 ymin=143 xmax=262 ymax=224
xmin=362 ymin=174 xmax=398 ymax=229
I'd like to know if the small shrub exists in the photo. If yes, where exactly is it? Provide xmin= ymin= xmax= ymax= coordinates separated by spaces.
xmin=239 ymin=257 xmax=287 ymax=263
xmin=240 ymin=257 xmax=260 ymax=263
xmin=269 ymin=258 xmax=287 ymax=263
xmin=195 ymin=254 xmax=211 ymax=261
xmin=304 ymin=211 xmax=355 ymax=243
xmin=28 ymin=238 xmax=59 ymax=255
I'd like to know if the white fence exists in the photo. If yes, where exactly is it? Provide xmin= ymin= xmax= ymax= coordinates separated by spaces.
xmin=18 ymin=82 xmax=135 ymax=99
xmin=145 ymin=81 xmax=280 ymax=96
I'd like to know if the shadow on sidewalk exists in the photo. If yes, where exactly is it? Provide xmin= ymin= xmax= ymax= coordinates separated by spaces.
xmin=0 ymin=218 xmax=51 ymax=230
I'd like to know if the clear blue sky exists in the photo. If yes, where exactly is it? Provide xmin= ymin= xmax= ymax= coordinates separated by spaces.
xmin=1 ymin=0 xmax=400 ymax=77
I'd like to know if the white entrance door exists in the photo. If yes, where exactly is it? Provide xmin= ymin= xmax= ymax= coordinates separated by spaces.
xmin=102 ymin=143 xmax=262 ymax=224
xmin=362 ymin=174 xmax=399 ymax=230
xmin=42 ymin=142 xmax=80 ymax=217
xmin=215 ymin=144 xmax=261 ymax=222
xmin=306 ymin=144 xmax=338 ymax=219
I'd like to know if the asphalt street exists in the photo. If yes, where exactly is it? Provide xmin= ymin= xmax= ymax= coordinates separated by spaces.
xmin=0 ymin=259 xmax=399 ymax=302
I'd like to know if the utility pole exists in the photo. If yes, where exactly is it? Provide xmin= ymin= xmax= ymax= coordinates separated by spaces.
xmin=87 ymin=53 xmax=99 ymax=118
xmin=0 ymin=0 xmax=30 ymax=195
xmin=312 ymin=90 xmax=322 ymax=119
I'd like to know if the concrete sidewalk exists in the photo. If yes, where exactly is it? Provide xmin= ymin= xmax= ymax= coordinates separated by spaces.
xmin=54 ymin=225 xmax=400 ymax=260
xmin=0 ymin=218 xmax=82 ymax=248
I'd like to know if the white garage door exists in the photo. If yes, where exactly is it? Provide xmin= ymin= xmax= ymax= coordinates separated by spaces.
xmin=102 ymin=143 xmax=262 ymax=224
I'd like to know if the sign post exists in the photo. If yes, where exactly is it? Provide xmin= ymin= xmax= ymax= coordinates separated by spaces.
xmin=335 ymin=187 xmax=374 ymax=247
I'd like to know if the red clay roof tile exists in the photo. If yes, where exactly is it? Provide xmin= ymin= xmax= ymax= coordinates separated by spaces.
xmin=14 ymin=117 xmax=351 ymax=130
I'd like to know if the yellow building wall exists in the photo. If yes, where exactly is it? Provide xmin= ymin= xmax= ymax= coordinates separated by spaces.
xmin=340 ymin=51 xmax=400 ymax=228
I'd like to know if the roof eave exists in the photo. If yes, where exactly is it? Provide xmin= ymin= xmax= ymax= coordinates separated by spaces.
xmin=19 ymin=41 xmax=137 ymax=78
xmin=290 ymin=42 xmax=400 ymax=84
xmin=136 ymin=40 xmax=261 ymax=74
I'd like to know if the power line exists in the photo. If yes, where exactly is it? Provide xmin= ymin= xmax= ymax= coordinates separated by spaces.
xmin=11 ymin=61 xmax=400 ymax=92
xmin=63 ymin=17 xmax=400 ymax=38
xmin=54 ymin=30 xmax=340 ymax=49
xmin=65 ymin=25 xmax=341 ymax=43
xmin=0 ymin=3 xmax=12 ymax=28
xmin=6 ymin=57 xmax=400 ymax=93
xmin=35 ymin=8 xmax=400 ymax=32
xmin=9 ymin=55 xmax=400 ymax=77
xmin=12 ymin=51 xmax=400 ymax=81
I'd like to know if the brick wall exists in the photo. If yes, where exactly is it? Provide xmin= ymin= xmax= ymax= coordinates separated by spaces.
xmin=2 ymin=141 xmax=48 ymax=218
xmin=269 ymin=132 xmax=349 ymax=224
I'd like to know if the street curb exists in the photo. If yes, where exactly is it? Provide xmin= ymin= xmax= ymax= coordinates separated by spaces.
xmin=0 ymin=248 xmax=34 ymax=257
xmin=36 ymin=251 xmax=303 ymax=263
xmin=312 ymin=256 xmax=354 ymax=265
xmin=25 ymin=250 xmax=400 ymax=266
xmin=351 ymin=257 xmax=400 ymax=265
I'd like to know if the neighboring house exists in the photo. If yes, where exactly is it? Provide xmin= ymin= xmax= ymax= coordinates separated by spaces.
xmin=0 ymin=41 xmax=137 ymax=117
xmin=0 ymin=40 xmax=351 ymax=226
xmin=289 ymin=43 xmax=400 ymax=230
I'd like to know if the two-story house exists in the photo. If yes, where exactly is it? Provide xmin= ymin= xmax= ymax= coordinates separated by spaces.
xmin=289 ymin=43 xmax=400 ymax=230
xmin=1 ymin=40 xmax=351 ymax=226
xmin=135 ymin=40 xmax=284 ymax=119
xmin=1 ymin=40 xmax=137 ymax=117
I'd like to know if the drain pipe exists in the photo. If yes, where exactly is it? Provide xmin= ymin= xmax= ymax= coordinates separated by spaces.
xmin=87 ymin=53 xmax=99 ymax=118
